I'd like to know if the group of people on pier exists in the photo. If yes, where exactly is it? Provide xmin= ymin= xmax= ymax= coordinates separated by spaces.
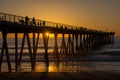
xmin=20 ymin=16 xmax=45 ymax=26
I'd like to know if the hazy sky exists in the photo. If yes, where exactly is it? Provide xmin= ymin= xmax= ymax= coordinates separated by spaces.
xmin=0 ymin=0 xmax=120 ymax=36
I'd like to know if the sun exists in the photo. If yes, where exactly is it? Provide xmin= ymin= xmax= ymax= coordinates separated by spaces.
xmin=46 ymin=32 xmax=49 ymax=36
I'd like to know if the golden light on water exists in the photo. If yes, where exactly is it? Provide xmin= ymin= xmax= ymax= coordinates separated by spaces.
xmin=48 ymin=65 xmax=58 ymax=72
xmin=34 ymin=64 xmax=58 ymax=72
xmin=34 ymin=64 xmax=47 ymax=72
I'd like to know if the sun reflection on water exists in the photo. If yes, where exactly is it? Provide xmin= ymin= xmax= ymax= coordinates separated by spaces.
xmin=34 ymin=61 xmax=90 ymax=72
xmin=34 ymin=63 xmax=59 ymax=72
xmin=48 ymin=65 xmax=58 ymax=72
xmin=34 ymin=64 xmax=47 ymax=72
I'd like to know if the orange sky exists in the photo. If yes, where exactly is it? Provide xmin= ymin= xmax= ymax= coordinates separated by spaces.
xmin=0 ymin=0 xmax=120 ymax=36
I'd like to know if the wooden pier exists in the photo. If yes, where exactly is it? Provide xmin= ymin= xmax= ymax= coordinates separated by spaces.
xmin=0 ymin=12 xmax=115 ymax=72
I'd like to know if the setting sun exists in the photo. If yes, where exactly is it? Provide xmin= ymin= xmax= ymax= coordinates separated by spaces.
xmin=45 ymin=32 xmax=49 ymax=37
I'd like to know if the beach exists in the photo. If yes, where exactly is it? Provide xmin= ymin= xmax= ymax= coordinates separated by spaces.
xmin=0 ymin=71 xmax=120 ymax=80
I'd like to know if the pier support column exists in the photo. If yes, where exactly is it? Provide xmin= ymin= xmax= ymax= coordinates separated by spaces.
xmin=26 ymin=33 xmax=34 ymax=71
xmin=18 ymin=33 xmax=26 ymax=66
xmin=79 ymin=34 xmax=83 ymax=53
xmin=106 ymin=34 xmax=109 ymax=43
xmin=67 ymin=34 xmax=72 ymax=55
xmin=93 ymin=34 xmax=96 ymax=48
xmin=15 ymin=33 xmax=18 ymax=72
xmin=75 ymin=34 xmax=78 ymax=52
xmin=35 ymin=33 xmax=40 ymax=52
xmin=43 ymin=32 xmax=49 ymax=71
xmin=112 ymin=34 xmax=114 ymax=44
xmin=109 ymin=34 xmax=111 ymax=43
xmin=89 ymin=34 xmax=93 ymax=48
xmin=33 ymin=33 xmax=40 ymax=70
xmin=18 ymin=32 xmax=33 ymax=71
xmin=71 ymin=34 xmax=74 ymax=54
xmin=0 ymin=32 xmax=12 ymax=72
xmin=86 ymin=34 xmax=89 ymax=52
xmin=53 ymin=33 xmax=59 ymax=64
xmin=83 ymin=33 xmax=86 ymax=53
xmin=60 ymin=33 xmax=67 ymax=55
xmin=32 ymin=32 xmax=36 ymax=70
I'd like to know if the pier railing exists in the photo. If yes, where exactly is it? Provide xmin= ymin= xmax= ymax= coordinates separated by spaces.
xmin=0 ymin=12 xmax=99 ymax=32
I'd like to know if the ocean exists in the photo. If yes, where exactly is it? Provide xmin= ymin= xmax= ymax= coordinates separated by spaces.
xmin=0 ymin=36 xmax=120 ymax=72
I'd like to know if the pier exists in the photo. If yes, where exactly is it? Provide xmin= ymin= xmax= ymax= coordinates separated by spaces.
xmin=0 ymin=12 xmax=115 ymax=72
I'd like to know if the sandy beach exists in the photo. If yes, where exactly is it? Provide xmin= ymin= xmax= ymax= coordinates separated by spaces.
xmin=0 ymin=71 xmax=120 ymax=80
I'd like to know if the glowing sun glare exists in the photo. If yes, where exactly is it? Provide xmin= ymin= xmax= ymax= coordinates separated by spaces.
xmin=46 ymin=32 xmax=49 ymax=36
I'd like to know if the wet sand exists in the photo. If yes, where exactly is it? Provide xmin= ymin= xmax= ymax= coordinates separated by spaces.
xmin=0 ymin=71 xmax=120 ymax=80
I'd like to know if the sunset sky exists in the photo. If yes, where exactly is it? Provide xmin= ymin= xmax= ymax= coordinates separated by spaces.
xmin=0 ymin=0 xmax=120 ymax=36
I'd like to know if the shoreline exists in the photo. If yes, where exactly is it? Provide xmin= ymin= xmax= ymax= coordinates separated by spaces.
xmin=2 ymin=50 xmax=120 ymax=62
xmin=0 ymin=71 xmax=120 ymax=80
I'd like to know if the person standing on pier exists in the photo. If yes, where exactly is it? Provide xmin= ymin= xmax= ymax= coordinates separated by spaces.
xmin=32 ymin=17 xmax=36 ymax=26
xmin=43 ymin=21 xmax=45 ymax=26
xmin=39 ymin=21 xmax=42 ymax=26
xmin=25 ymin=16 xmax=29 ymax=26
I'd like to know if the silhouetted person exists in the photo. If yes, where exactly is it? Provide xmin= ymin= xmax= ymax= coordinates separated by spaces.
xmin=56 ymin=24 xmax=58 ymax=28
xmin=30 ymin=21 xmax=32 ymax=26
xmin=25 ymin=16 xmax=29 ymax=26
xmin=40 ymin=22 xmax=42 ymax=26
xmin=65 ymin=26 xmax=67 ymax=29
xmin=43 ymin=21 xmax=45 ymax=26
xmin=32 ymin=17 xmax=36 ymax=26
xmin=60 ymin=26 xmax=63 ymax=29
xmin=37 ymin=22 xmax=39 ymax=26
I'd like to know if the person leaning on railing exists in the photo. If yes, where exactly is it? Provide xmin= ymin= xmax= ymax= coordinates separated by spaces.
xmin=32 ymin=17 xmax=36 ymax=26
